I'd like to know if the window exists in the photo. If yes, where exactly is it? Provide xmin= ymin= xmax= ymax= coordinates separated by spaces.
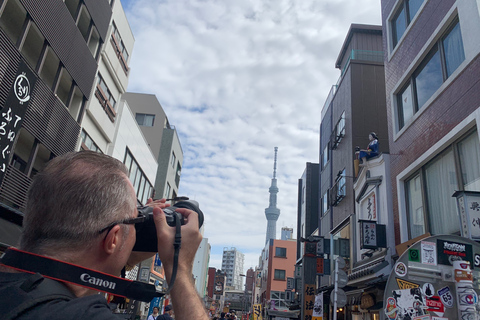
xmin=322 ymin=189 xmax=329 ymax=215
xmin=111 ymin=23 xmax=130 ymax=74
xmin=396 ymin=20 xmax=464 ymax=131
xmin=80 ymin=130 xmax=102 ymax=153
xmin=391 ymin=0 xmax=424 ymax=48
xmin=20 ymin=21 xmax=45 ymax=70
xmin=331 ymin=112 xmax=345 ymax=149
xmin=331 ymin=169 xmax=346 ymax=206
xmin=322 ymin=143 xmax=329 ymax=169
xmin=170 ymin=152 xmax=176 ymax=168
xmin=124 ymin=149 xmax=153 ymax=204
xmin=273 ymin=269 xmax=285 ymax=280
xmin=405 ymin=131 xmax=480 ymax=238
xmin=0 ymin=0 xmax=27 ymax=46
xmin=135 ymin=113 xmax=155 ymax=127
xmin=165 ymin=182 xmax=171 ymax=199
xmin=337 ymin=169 xmax=346 ymax=199
xmin=95 ymin=73 xmax=116 ymax=122
xmin=275 ymin=247 xmax=286 ymax=258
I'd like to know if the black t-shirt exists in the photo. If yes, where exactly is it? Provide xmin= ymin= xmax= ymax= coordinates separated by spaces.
xmin=0 ymin=272 xmax=124 ymax=320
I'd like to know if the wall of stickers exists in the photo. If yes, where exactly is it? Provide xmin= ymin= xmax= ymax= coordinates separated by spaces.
xmin=384 ymin=235 xmax=480 ymax=320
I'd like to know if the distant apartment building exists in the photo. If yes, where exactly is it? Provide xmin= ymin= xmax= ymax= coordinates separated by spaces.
xmin=123 ymin=92 xmax=183 ymax=200
xmin=381 ymin=0 xmax=480 ymax=244
xmin=0 ymin=0 xmax=113 ymax=252
xmin=222 ymin=247 xmax=245 ymax=291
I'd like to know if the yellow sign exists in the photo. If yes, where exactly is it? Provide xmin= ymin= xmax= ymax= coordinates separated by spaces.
xmin=253 ymin=304 xmax=262 ymax=320
xmin=396 ymin=278 xmax=419 ymax=289
xmin=304 ymin=285 xmax=315 ymax=319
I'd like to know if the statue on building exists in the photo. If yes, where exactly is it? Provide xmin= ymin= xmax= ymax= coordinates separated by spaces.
xmin=355 ymin=132 xmax=379 ymax=164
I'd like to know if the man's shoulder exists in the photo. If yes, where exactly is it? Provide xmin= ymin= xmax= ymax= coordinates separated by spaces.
xmin=0 ymin=272 xmax=121 ymax=319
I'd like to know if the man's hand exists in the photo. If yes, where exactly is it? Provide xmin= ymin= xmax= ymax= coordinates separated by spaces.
xmin=126 ymin=198 xmax=171 ymax=266
xmin=152 ymin=206 xmax=202 ymax=281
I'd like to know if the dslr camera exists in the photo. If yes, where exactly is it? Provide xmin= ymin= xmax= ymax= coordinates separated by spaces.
xmin=133 ymin=199 xmax=204 ymax=252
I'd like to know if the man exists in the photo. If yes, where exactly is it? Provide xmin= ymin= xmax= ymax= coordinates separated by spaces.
xmin=0 ymin=151 xmax=207 ymax=320
xmin=148 ymin=307 xmax=161 ymax=320
xmin=158 ymin=305 xmax=174 ymax=320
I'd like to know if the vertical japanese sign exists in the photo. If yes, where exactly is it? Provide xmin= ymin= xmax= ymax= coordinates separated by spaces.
xmin=304 ymin=284 xmax=315 ymax=320
xmin=0 ymin=60 xmax=36 ymax=182
xmin=312 ymin=293 xmax=323 ymax=320
xmin=253 ymin=304 xmax=262 ymax=320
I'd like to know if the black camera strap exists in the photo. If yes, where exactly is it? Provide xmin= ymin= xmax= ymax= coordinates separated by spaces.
xmin=0 ymin=248 xmax=164 ymax=302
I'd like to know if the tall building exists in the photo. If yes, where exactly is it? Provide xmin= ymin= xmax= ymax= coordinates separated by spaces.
xmin=221 ymin=247 xmax=245 ymax=291
xmin=265 ymin=147 xmax=280 ymax=244
xmin=381 ymin=1 xmax=480 ymax=243
xmin=0 ymin=0 xmax=113 ymax=252
xmin=318 ymin=24 xmax=388 ymax=291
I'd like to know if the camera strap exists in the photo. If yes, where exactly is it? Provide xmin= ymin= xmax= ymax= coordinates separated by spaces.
xmin=0 ymin=248 xmax=164 ymax=302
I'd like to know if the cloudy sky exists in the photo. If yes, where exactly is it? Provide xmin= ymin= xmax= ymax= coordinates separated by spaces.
xmin=119 ymin=0 xmax=382 ymax=271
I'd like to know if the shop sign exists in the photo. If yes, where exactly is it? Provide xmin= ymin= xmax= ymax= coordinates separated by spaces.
xmin=0 ymin=60 xmax=36 ymax=182
xmin=316 ymin=257 xmax=324 ymax=275
xmin=436 ymin=239 xmax=473 ymax=266
xmin=304 ymin=285 xmax=315 ymax=320
xmin=312 ymin=293 xmax=323 ymax=320
xmin=454 ymin=191 xmax=480 ymax=239
xmin=359 ymin=220 xmax=386 ymax=249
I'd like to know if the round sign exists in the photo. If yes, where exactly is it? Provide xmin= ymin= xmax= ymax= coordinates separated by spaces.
xmin=336 ymin=256 xmax=346 ymax=269
xmin=330 ymin=288 xmax=347 ymax=307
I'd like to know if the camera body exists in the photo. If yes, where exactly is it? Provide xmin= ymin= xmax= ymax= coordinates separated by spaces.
xmin=132 ymin=200 xmax=204 ymax=252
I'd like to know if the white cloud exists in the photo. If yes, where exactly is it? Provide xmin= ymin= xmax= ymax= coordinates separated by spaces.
xmin=120 ymin=0 xmax=382 ymax=271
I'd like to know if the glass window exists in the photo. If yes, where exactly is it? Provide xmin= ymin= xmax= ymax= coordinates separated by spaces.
xmin=124 ymin=149 xmax=153 ymax=204
xmin=274 ymin=269 xmax=285 ymax=280
xmin=406 ymin=174 xmax=425 ymax=238
xmin=322 ymin=144 xmax=329 ymax=168
xmin=392 ymin=6 xmax=406 ymax=48
xmin=21 ymin=22 xmax=45 ymax=70
xmin=322 ymin=190 xmax=329 ymax=215
xmin=457 ymin=132 xmax=480 ymax=191
xmin=275 ymin=247 xmax=286 ymax=257
xmin=414 ymin=48 xmax=443 ymax=109
xmin=395 ymin=20 xmax=464 ymax=131
xmin=408 ymin=0 xmax=423 ymax=22
xmin=0 ymin=0 xmax=27 ymax=45
xmin=338 ymin=169 xmax=346 ymax=198
xmin=391 ymin=0 xmax=424 ymax=48
xmin=424 ymin=149 xmax=459 ymax=235
xmin=39 ymin=47 xmax=60 ymax=90
xmin=135 ymin=113 xmax=155 ymax=127
xmin=397 ymin=83 xmax=414 ymax=128
xmin=165 ymin=182 xmax=171 ymax=198
xmin=170 ymin=152 xmax=176 ymax=168
xmin=80 ymin=130 xmax=102 ymax=153
xmin=442 ymin=22 xmax=465 ymax=77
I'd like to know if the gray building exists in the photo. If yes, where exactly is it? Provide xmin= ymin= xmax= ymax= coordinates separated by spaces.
xmin=318 ymin=24 xmax=389 ymax=291
xmin=222 ymin=247 xmax=245 ymax=291
xmin=123 ymin=92 xmax=183 ymax=199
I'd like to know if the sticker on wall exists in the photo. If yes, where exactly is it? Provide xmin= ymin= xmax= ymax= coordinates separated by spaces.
xmin=409 ymin=248 xmax=420 ymax=262
xmin=392 ymin=288 xmax=428 ymax=319
xmin=421 ymin=241 xmax=437 ymax=265
xmin=396 ymin=278 xmax=419 ymax=290
xmin=426 ymin=295 xmax=444 ymax=316
xmin=437 ymin=286 xmax=454 ymax=308
xmin=384 ymin=297 xmax=398 ymax=320
xmin=394 ymin=262 xmax=407 ymax=277
xmin=422 ymin=283 xmax=435 ymax=298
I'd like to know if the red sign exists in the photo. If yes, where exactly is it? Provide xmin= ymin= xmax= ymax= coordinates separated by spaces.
xmin=316 ymin=258 xmax=324 ymax=274
xmin=426 ymin=296 xmax=444 ymax=314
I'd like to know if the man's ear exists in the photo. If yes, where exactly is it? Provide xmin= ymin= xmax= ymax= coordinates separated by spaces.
xmin=103 ymin=225 xmax=121 ymax=254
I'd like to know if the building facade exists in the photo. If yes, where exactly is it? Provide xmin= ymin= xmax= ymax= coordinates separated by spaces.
xmin=0 ymin=0 xmax=113 ymax=252
xmin=381 ymin=0 xmax=480 ymax=245
xmin=319 ymin=24 xmax=388 ymax=291
xmin=192 ymin=237 xmax=211 ymax=298
xmin=222 ymin=247 xmax=245 ymax=291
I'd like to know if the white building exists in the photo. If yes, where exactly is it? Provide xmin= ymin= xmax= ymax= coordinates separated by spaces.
xmin=192 ymin=238 xmax=211 ymax=298
xmin=79 ymin=0 xmax=134 ymax=155
xmin=222 ymin=247 xmax=245 ymax=291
